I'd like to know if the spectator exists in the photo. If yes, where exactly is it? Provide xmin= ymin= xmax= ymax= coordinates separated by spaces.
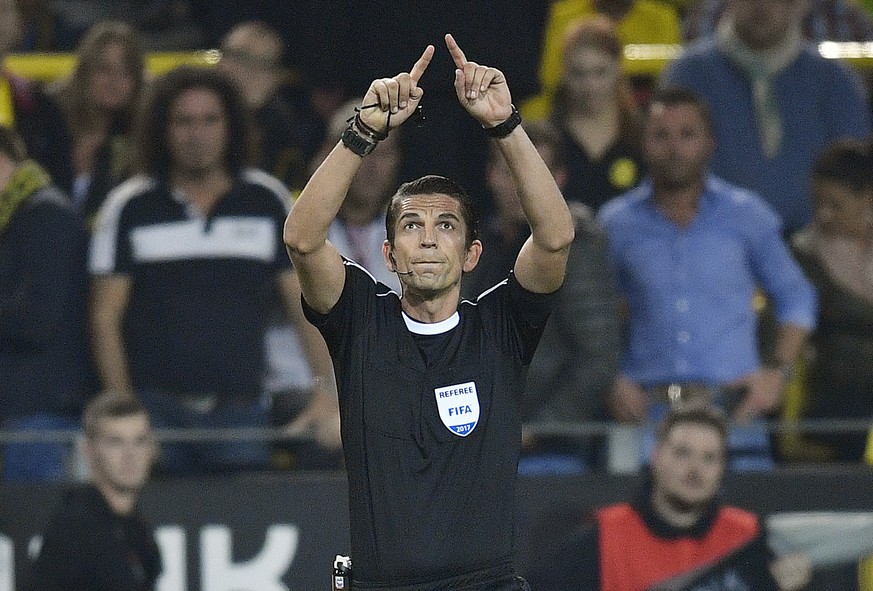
xmin=218 ymin=20 xmax=322 ymax=196
xmin=597 ymin=87 xmax=817 ymax=470
xmin=661 ymin=0 xmax=871 ymax=235
xmin=0 ymin=0 xmax=70 ymax=186
xmin=548 ymin=15 xmax=645 ymax=212
xmin=463 ymin=119 xmax=621 ymax=474
xmin=683 ymin=0 xmax=873 ymax=43
xmin=790 ymin=137 xmax=873 ymax=462
xmin=0 ymin=124 xmax=91 ymax=481
xmin=525 ymin=405 xmax=813 ymax=591
xmin=28 ymin=392 xmax=162 ymax=591
xmin=219 ymin=22 xmax=342 ymax=470
xmin=523 ymin=0 xmax=682 ymax=119
xmin=88 ymin=65 xmax=336 ymax=475
xmin=46 ymin=20 xmax=147 ymax=228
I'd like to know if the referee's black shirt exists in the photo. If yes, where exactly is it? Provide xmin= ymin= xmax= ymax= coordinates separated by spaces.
xmin=304 ymin=261 xmax=557 ymax=586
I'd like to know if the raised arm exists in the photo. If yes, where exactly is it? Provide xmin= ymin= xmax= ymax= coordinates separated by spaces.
xmin=445 ymin=34 xmax=574 ymax=293
xmin=283 ymin=45 xmax=434 ymax=313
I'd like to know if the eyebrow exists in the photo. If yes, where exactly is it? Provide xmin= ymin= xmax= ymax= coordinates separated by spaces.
xmin=398 ymin=211 xmax=461 ymax=222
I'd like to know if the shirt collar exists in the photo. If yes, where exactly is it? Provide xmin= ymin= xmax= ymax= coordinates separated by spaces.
xmin=402 ymin=311 xmax=460 ymax=335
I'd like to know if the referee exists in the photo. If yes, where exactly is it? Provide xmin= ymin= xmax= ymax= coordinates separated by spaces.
xmin=284 ymin=34 xmax=575 ymax=591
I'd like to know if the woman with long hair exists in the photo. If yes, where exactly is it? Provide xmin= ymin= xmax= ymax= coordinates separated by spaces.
xmin=550 ymin=16 xmax=645 ymax=211
xmin=48 ymin=20 xmax=146 ymax=226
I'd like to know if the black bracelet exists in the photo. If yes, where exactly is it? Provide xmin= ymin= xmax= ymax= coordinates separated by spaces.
xmin=483 ymin=105 xmax=521 ymax=139
xmin=354 ymin=113 xmax=389 ymax=141
xmin=347 ymin=103 xmax=390 ymax=141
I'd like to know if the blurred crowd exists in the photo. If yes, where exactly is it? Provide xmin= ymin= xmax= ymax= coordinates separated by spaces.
xmin=2 ymin=0 xmax=873 ymax=482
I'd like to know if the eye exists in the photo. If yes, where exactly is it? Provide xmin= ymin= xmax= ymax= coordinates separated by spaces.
xmin=673 ymin=445 xmax=691 ymax=460
xmin=403 ymin=221 xmax=419 ymax=230
xmin=439 ymin=221 xmax=455 ymax=230
xmin=680 ymin=127 xmax=699 ymax=139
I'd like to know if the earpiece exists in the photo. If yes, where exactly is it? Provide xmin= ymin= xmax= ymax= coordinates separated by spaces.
xmin=389 ymin=251 xmax=413 ymax=275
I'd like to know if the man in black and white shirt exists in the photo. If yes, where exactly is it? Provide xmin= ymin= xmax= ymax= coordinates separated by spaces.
xmin=284 ymin=35 xmax=575 ymax=590
xmin=89 ymin=66 xmax=336 ymax=475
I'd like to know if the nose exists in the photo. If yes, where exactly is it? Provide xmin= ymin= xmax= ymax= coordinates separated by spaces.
xmin=421 ymin=223 xmax=437 ymax=247
xmin=815 ymin=207 xmax=833 ymax=224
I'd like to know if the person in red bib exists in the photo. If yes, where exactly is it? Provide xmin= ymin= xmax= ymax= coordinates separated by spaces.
xmin=527 ymin=405 xmax=812 ymax=590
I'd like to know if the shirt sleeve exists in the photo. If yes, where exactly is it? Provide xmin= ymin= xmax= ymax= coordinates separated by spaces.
xmin=475 ymin=273 xmax=561 ymax=365
xmin=88 ymin=189 xmax=132 ymax=275
xmin=302 ymin=261 xmax=383 ymax=357
xmin=744 ymin=200 xmax=817 ymax=330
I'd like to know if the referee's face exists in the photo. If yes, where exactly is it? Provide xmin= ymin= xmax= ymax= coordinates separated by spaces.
xmin=388 ymin=193 xmax=482 ymax=296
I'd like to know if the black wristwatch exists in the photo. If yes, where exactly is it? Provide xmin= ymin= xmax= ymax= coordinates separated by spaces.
xmin=341 ymin=126 xmax=377 ymax=157
xmin=483 ymin=104 xmax=522 ymax=139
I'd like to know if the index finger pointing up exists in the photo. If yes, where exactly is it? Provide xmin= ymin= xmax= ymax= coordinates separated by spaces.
xmin=444 ymin=33 xmax=467 ymax=69
xmin=410 ymin=45 xmax=435 ymax=84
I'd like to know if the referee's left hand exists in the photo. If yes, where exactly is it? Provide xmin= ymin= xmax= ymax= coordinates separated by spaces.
xmin=445 ymin=33 xmax=512 ymax=128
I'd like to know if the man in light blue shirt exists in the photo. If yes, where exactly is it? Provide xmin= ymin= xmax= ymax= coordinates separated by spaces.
xmin=598 ymin=87 xmax=817 ymax=470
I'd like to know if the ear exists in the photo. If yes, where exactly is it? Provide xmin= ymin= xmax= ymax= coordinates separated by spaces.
xmin=83 ymin=439 xmax=97 ymax=473
xmin=382 ymin=240 xmax=394 ymax=271
xmin=462 ymin=240 xmax=483 ymax=273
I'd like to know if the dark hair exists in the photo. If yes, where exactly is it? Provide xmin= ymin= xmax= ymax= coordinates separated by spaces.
xmin=0 ymin=125 xmax=27 ymax=162
xmin=656 ymin=405 xmax=728 ymax=445
xmin=812 ymin=137 xmax=873 ymax=193
xmin=385 ymin=175 xmax=480 ymax=249
xmin=647 ymin=86 xmax=715 ymax=136
xmin=82 ymin=393 xmax=149 ymax=439
xmin=220 ymin=20 xmax=285 ymax=68
xmin=134 ymin=65 xmax=255 ymax=179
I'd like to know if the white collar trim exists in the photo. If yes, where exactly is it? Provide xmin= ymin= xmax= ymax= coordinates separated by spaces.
xmin=402 ymin=311 xmax=460 ymax=335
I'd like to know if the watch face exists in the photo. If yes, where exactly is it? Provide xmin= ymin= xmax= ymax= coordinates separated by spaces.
xmin=342 ymin=127 xmax=376 ymax=156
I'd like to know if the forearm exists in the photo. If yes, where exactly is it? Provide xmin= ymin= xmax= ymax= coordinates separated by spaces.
xmin=90 ymin=314 xmax=133 ymax=393
xmin=89 ymin=277 xmax=134 ymax=393
xmin=283 ymin=140 xmax=362 ymax=256
xmin=495 ymin=126 xmax=574 ymax=252
xmin=769 ymin=323 xmax=810 ymax=367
